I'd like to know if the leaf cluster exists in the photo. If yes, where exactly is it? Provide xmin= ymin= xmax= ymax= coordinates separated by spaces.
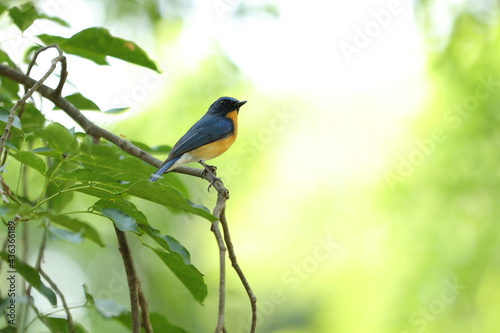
xmin=0 ymin=3 xmax=212 ymax=332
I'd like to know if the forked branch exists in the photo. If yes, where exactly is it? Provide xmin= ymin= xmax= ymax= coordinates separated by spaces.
xmin=0 ymin=46 xmax=257 ymax=332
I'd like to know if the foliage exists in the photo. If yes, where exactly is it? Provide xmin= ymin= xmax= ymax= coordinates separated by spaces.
xmin=0 ymin=3 xmax=213 ymax=332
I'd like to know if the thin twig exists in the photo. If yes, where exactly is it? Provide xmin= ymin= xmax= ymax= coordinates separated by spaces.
xmin=39 ymin=269 xmax=76 ymax=333
xmin=208 ymin=167 xmax=232 ymax=333
xmin=220 ymin=209 xmax=257 ymax=333
xmin=114 ymin=226 xmax=141 ymax=333
xmin=26 ymin=44 xmax=67 ymax=98
xmin=0 ymin=56 xmax=64 ymax=202
xmin=211 ymin=218 xmax=227 ymax=333
xmin=6 ymin=59 xmax=62 ymax=141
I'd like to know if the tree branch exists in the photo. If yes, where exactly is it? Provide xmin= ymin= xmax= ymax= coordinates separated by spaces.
xmin=0 ymin=55 xmax=64 ymax=202
xmin=220 ymin=209 xmax=257 ymax=333
xmin=211 ymin=212 xmax=227 ymax=332
xmin=0 ymin=58 xmax=256 ymax=332
xmin=138 ymin=284 xmax=153 ymax=333
xmin=0 ymin=63 xmax=225 ymax=187
xmin=114 ymin=225 xmax=141 ymax=333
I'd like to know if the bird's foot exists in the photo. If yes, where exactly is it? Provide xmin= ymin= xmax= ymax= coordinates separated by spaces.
xmin=199 ymin=161 xmax=222 ymax=192
xmin=199 ymin=161 xmax=217 ymax=176
xmin=207 ymin=176 xmax=224 ymax=192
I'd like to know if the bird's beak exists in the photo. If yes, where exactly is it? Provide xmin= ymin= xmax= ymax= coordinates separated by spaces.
xmin=235 ymin=100 xmax=247 ymax=109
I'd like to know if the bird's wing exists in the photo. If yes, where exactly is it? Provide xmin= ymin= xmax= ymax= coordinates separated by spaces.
xmin=167 ymin=115 xmax=234 ymax=161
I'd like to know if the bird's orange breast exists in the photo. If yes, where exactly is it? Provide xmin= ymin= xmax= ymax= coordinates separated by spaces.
xmin=188 ymin=110 xmax=238 ymax=161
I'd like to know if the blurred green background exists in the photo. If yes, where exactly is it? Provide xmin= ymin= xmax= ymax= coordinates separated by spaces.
xmin=4 ymin=0 xmax=500 ymax=332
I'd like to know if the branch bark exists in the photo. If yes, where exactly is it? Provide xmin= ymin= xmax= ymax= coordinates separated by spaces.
xmin=0 ymin=54 xmax=64 ymax=202
xmin=114 ymin=225 xmax=141 ymax=333
xmin=220 ymin=209 xmax=257 ymax=333
xmin=0 ymin=63 xmax=225 ymax=186
xmin=138 ymin=284 xmax=154 ymax=333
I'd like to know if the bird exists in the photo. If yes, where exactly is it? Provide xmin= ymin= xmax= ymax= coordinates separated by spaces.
xmin=149 ymin=96 xmax=247 ymax=182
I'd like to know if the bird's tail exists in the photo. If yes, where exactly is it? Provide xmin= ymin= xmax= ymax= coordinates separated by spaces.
xmin=149 ymin=157 xmax=179 ymax=182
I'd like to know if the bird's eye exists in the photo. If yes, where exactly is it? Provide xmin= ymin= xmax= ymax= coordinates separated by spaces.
xmin=220 ymin=100 xmax=226 ymax=105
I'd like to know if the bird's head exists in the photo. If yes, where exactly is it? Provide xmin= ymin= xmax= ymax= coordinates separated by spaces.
xmin=207 ymin=97 xmax=247 ymax=116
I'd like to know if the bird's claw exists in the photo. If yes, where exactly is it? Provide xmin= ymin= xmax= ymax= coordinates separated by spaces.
xmin=200 ymin=162 xmax=217 ymax=177
xmin=198 ymin=161 xmax=223 ymax=192
xmin=207 ymin=176 xmax=223 ymax=192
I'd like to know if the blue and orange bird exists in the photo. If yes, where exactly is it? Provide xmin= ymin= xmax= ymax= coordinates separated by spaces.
xmin=149 ymin=97 xmax=247 ymax=182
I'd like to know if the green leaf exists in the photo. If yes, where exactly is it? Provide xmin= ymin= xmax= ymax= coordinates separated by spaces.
xmin=38 ymin=27 xmax=159 ymax=72
xmin=77 ymin=138 xmax=154 ymax=177
xmin=94 ymin=199 xmax=193 ymax=262
xmin=20 ymin=103 xmax=45 ymax=133
xmin=0 ymin=107 xmax=24 ymax=150
xmin=142 ymin=229 xmax=206 ymax=303
xmin=0 ymin=76 xmax=19 ymax=99
xmin=55 ymin=93 xmax=100 ymax=111
xmin=141 ymin=225 xmax=191 ymax=264
xmin=100 ymin=208 xmax=138 ymax=232
xmin=65 ymin=182 xmax=124 ymax=201
xmin=9 ymin=4 xmax=38 ymax=32
xmin=84 ymin=284 xmax=128 ymax=318
xmin=92 ymin=199 xmax=206 ymax=303
xmin=0 ymin=106 xmax=22 ymax=130
xmin=104 ymin=107 xmax=129 ymax=114
xmin=44 ymin=317 xmax=88 ymax=333
xmin=0 ymin=203 xmax=16 ymax=217
xmin=45 ymin=213 xmax=105 ymax=247
xmin=60 ymin=168 xmax=117 ymax=183
xmin=94 ymin=299 xmax=128 ymax=319
xmin=0 ymin=49 xmax=16 ymax=66
xmin=10 ymin=151 xmax=46 ymax=175
xmin=149 ymin=312 xmax=189 ymax=333
xmin=48 ymin=225 xmax=84 ymax=244
xmin=3 ymin=141 xmax=18 ymax=150
xmin=46 ymin=181 xmax=74 ymax=212
xmin=0 ymin=252 xmax=57 ymax=306
xmin=32 ymin=147 xmax=54 ymax=154
xmin=93 ymin=199 xmax=148 ymax=224
xmin=7 ymin=3 xmax=69 ymax=32
xmin=83 ymin=284 xmax=128 ymax=320
xmin=0 ymin=50 xmax=19 ymax=99
xmin=0 ymin=5 xmax=7 ymax=16
xmin=143 ymin=243 xmax=207 ymax=304
xmin=0 ymin=325 xmax=17 ymax=332
xmin=37 ymin=14 xmax=70 ymax=28
xmin=60 ymin=171 xmax=215 ymax=221
xmin=130 ymin=140 xmax=171 ymax=155
xmin=55 ymin=138 xmax=214 ymax=221
xmin=34 ymin=123 xmax=79 ymax=155
xmin=128 ymin=179 xmax=216 ymax=221
xmin=116 ymin=312 xmax=188 ymax=333
xmin=83 ymin=284 xmax=95 ymax=304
